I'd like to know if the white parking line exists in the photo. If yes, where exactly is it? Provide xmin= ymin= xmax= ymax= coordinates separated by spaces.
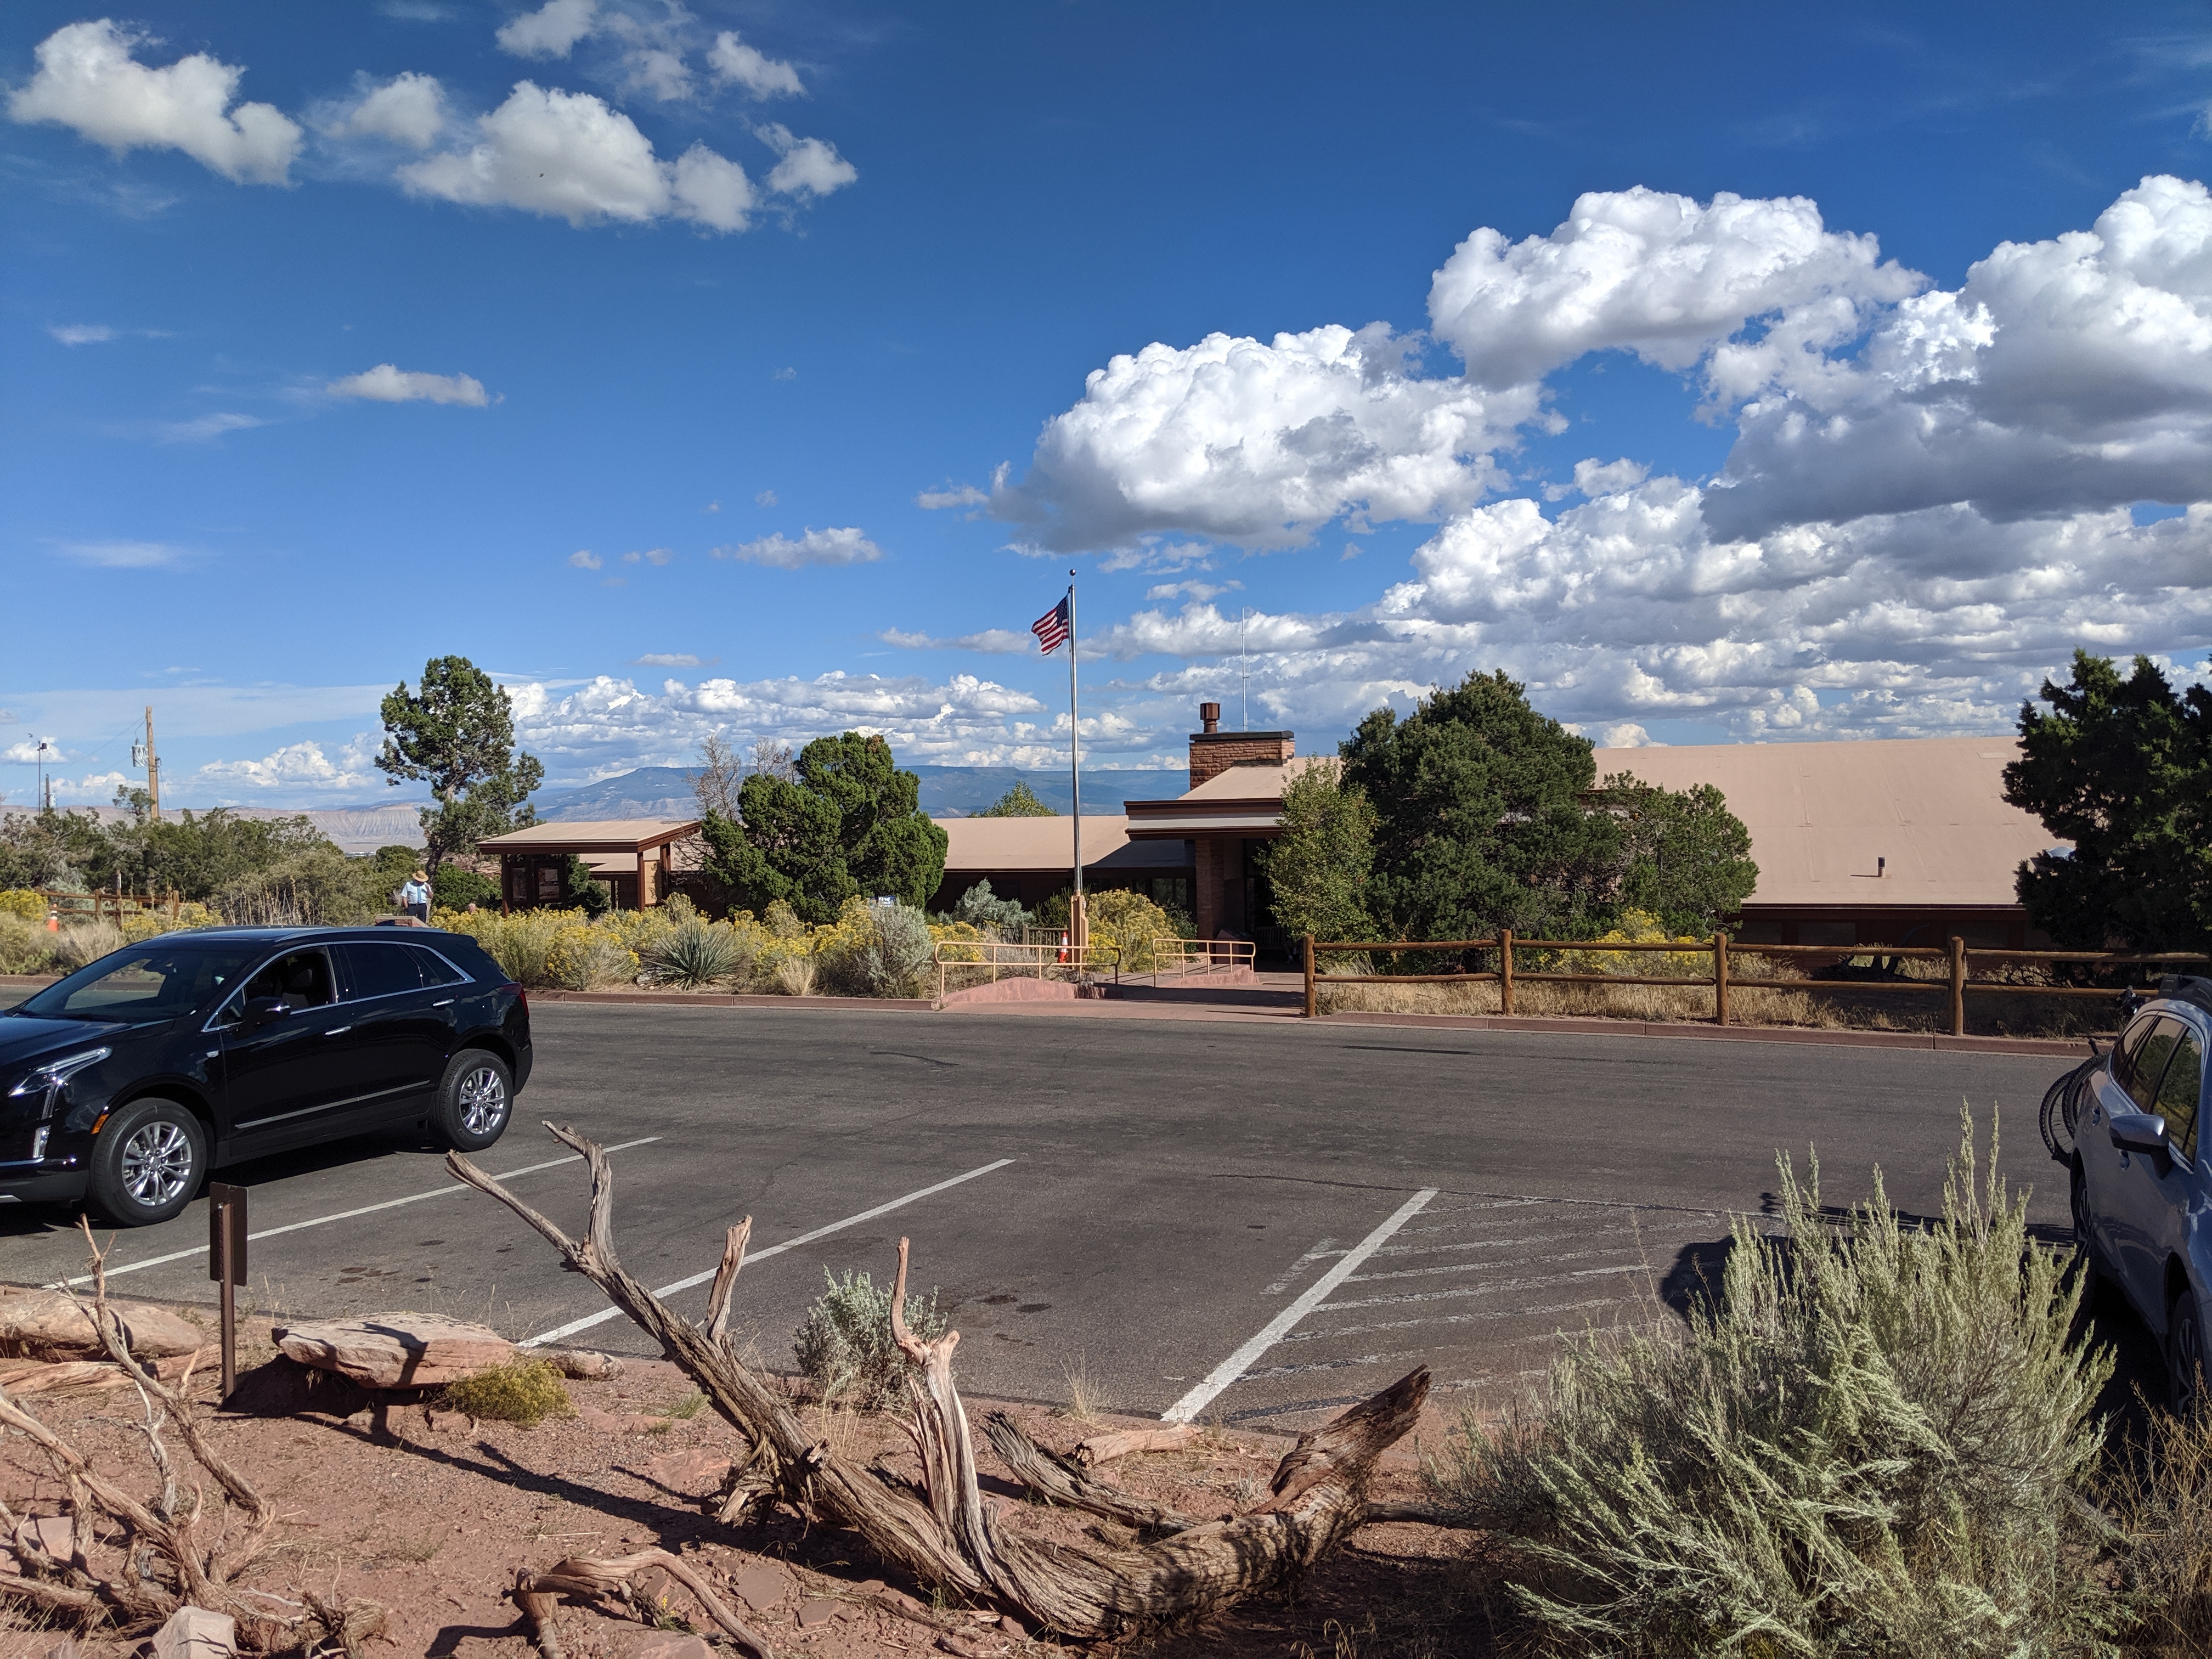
xmin=1161 ymin=1187 xmax=1436 ymax=1425
xmin=520 ymin=1158 xmax=1018 ymax=1348
xmin=47 ymin=1138 xmax=664 ymax=1289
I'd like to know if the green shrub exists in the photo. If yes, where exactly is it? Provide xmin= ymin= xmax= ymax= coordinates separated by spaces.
xmin=432 ymin=862 xmax=500 ymax=912
xmin=1435 ymin=1110 xmax=2112 ymax=1656
xmin=641 ymin=918 xmax=747 ymax=989
xmin=1085 ymin=888 xmax=1176 ymax=972
xmin=829 ymin=902 xmax=934 ymax=996
xmin=793 ymin=1267 xmax=947 ymax=1410
xmin=442 ymin=1357 xmax=575 ymax=1426
xmin=948 ymin=880 xmax=1029 ymax=930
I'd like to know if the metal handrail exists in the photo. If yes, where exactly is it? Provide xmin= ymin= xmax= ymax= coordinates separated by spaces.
xmin=1300 ymin=931 xmax=2212 ymax=1033
xmin=1147 ymin=938 xmax=1255 ymax=979
xmin=932 ymin=939 xmax=1122 ymax=1002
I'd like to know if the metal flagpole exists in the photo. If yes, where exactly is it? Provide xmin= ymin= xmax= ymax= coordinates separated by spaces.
xmin=1068 ymin=575 xmax=1083 ymax=941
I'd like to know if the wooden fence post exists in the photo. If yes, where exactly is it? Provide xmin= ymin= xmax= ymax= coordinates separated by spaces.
xmin=1304 ymin=934 xmax=1317 ymax=1019
xmin=1714 ymin=932 xmax=1730 ymax=1026
xmin=1949 ymin=936 xmax=1967 ymax=1037
xmin=1499 ymin=929 xmax=1515 ymax=1015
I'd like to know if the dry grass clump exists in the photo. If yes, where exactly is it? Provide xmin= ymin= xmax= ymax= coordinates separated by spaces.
xmin=441 ymin=1356 xmax=575 ymax=1426
xmin=2101 ymin=1405 xmax=2212 ymax=1655
xmin=1433 ymin=1110 xmax=2114 ymax=1655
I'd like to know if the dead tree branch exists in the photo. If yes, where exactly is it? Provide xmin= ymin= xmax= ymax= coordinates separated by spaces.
xmin=450 ymin=1123 xmax=1429 ymax=1638
xmin=978 ymin=1413 xmax=1196 ymax=1532
xmin=517 ymin=1548 xmax=772 ymax=1659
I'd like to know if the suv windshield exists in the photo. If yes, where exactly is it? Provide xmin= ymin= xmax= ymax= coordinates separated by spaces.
xmin=14 ymin=940 xmax=269 ymax=1022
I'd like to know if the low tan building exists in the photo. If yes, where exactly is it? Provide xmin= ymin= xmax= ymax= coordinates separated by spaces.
xmin=1589 ymin=736 xmax=2057 ymax=948
xmin=477 ymin=819 xmax=703 ymax=911
xmin=930 ymin=815 xmax=1194 ymax=915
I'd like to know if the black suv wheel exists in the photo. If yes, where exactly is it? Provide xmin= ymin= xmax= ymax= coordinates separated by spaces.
xmin=87 ymin=1098 xmax=207 ymax=1227
xmin=432 ymin=1050 xmax=513 ymax=1152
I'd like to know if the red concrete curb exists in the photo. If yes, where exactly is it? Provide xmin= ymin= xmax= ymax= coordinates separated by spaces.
xmin=529 ymin=988 xmax=936 ymax=1011
xmin=1322 ymin=1008 xmax=2091 ymax=1057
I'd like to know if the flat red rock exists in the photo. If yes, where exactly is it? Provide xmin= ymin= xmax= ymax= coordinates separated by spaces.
xmin=271 ymin=1313 xmax=514 ymax=1388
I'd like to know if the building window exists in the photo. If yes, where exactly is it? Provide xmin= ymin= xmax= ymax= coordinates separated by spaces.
xmin=1148 ymin=877 xmax=1189 ymax=911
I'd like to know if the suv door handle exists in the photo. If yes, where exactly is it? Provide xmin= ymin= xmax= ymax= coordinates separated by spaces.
xmin=323 ymin=1025 xmax=353 ymax=1037
xmin=432 ymin=999 xmax=455 ymax=1008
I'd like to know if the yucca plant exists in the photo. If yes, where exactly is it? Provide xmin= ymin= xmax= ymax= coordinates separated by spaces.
xmin=641 ymin=918 xmax=743 ymax=989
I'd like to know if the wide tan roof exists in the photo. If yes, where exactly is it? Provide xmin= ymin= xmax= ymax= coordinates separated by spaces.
xmin=938 ymin=815 xmax=1189 ymax=872
xmin=477 ymin=819 xmax=701 ymax=851
xmin=1591 ymin=736 xmax=2060 ymax=908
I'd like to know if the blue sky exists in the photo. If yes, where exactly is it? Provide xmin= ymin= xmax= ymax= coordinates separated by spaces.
xmin=3 ymin=1 xmax=2209 ymax=810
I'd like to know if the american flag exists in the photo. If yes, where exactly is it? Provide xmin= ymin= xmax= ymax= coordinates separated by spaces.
xmin=1031 ymin=592 xmax=1071 ymax=653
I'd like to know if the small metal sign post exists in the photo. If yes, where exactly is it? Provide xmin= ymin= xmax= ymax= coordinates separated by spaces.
xmin=207 ymin=1182 xmax=247 ymax=1401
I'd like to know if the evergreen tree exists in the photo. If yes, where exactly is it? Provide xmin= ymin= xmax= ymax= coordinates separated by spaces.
xmin=702 ymin=732 xmax=947 ymax=923
xmin=2005 ymin=651 xmax=2212 ymax=951
xmin=1596 ymin=774 xmax=1759 ymax=935
xmin=376 ymin=656 xmax=544 ymax=871
xmin=1342 ymin=669 xmax=1622 ymax=943
xmin=977 ymin=780 xmax=1057 ymax=817
xmin=1260 ymin=759 xmax=1376 ymax=944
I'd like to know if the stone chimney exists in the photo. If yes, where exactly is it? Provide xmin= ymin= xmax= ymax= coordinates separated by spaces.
xmin=1188 ymin=701 xmax=1294 ymax=791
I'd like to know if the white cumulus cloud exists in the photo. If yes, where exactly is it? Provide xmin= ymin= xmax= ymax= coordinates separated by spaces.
xmin=398 ymin=81 xmax=754 ymax=232
xmin=755 ymin=122 xmax=855 ymax=198
xmin=48 ymin=323 xmax=116 ymax=345
xmin=197 ymin=740 xmax=375 ymax=791
xmin=568 ymin=550 xmax=602 ymax=569
xmin=496 ymin=0 xmax=600 ymax=58
xmin=327 ymin=363 xmax=490 ymax=405
xmin=324 ymin=71 xmax=447 ymax=148
xmin=8 ymin=20 xmax=302 ymax=185
xmin=713 ymin=527 xmax=882 ymax=568
xmin=709 ymin=31 xmax=804 ymax=98
xmin=987 ymin=324 xmax=1535 ymax=552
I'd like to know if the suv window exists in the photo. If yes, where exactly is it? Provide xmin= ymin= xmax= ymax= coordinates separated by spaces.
xmin=239 ymin=949 xmax=336 ymax=1012
xmin=2126 ymin=1017 xmax=2188 ymax=1113
xmin=407 ymin=945 xmax=469 ymax=987
xmin=2154 ymin=1027 xmax=2206 ymax=1163
xmin=2115 ymin=1014 xmax=2165 ymax=1105
xmin=341 ymin=941 xmax=425 ymax=1000
xmin=19 ymin=940 xmax=264 ymax=1020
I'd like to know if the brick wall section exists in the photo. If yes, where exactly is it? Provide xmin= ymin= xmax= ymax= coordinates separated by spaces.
xmin=1188 ymin=731 xmax=1295 ymax=790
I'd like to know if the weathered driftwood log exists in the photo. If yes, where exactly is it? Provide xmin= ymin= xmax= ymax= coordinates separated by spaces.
xmin=0 ymin=1220 xmax=383 ymax=1652
xmin=1074 ymin=1423 xmax=1198 ymax=1466
xmin=0 ymin=1347 xmax=216 ymax=1396
xmin=448 ymin=1124 xmax=1429 ymax=1638
xmin=0 ymin=1285 xmax=204 ymax=1361
xmin=979 ymin=1412 xmax=1196 ymax=1532
xmin=514 ymin=1548 xmax=772 ymax=1659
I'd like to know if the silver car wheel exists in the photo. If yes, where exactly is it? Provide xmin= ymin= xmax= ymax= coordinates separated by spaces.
xmin=458 ymin=1064 xmax=509 ymax=1137
xmin=120 ymin=1120 xmax=194 ymax=1208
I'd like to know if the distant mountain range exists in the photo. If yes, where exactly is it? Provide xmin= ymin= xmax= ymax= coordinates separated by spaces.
xmin=531 ymin=764 xmax=1182 ymax=822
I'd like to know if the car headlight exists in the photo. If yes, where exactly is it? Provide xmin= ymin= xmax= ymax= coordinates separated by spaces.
xmin=8 ymin=1047 xmax=111 ymax=1121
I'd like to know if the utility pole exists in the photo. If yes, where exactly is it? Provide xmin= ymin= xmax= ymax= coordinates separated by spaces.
xmin=133 ymin=706 xmax=161 ymax=821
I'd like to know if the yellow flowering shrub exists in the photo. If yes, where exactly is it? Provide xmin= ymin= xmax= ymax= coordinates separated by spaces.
xmin=0 ymin=890 xmax=47 ymax=924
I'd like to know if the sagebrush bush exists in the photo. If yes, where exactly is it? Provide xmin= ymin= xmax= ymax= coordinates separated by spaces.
xmin=1436 ymin=1110 xmax=2113 ymax=1657
xmin=828 ymin=902 xmax=934 ymax=996
xmin=53 ymin=921 xmax=124 ymax=971
xmin=948 ymin=879 xmax=1028 ymax=930
xmin=0 ymin=914 xmax=57 ymax=974
xmin=441 ymin=1357 xmax=575 ymax=1426
xmin=793 ymin=1267 xmax=947 ymax=1410
xmin=546 ymin=923 xmax=639 ymax=990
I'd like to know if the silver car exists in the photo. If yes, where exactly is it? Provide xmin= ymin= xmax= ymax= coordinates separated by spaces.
xmin=2061 ymin=977 xmax=2212 ymax=1406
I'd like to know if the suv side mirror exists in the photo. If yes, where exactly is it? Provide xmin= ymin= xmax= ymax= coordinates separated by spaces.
xmin=2109 ymin=1110 xmax=2169 ymax=1156
xmin=242 ymin=996 xmax=291 ymax=1029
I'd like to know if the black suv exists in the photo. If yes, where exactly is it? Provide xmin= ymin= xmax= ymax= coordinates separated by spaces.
xmin=0 ymin=926 xmax=532 ymax=1226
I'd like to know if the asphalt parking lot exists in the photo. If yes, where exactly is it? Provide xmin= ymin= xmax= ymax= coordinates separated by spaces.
xmin=2 ymin=1002 xmax=2077 ymax=1431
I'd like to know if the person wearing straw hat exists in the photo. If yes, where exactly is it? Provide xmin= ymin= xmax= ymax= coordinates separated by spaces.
xmin=399 ymin=867 xmax=432 ymax=923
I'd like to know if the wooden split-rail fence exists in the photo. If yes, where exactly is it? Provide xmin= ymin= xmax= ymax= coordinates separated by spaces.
xmin=1300 ymin=931 xmax=2212 ymax=1035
